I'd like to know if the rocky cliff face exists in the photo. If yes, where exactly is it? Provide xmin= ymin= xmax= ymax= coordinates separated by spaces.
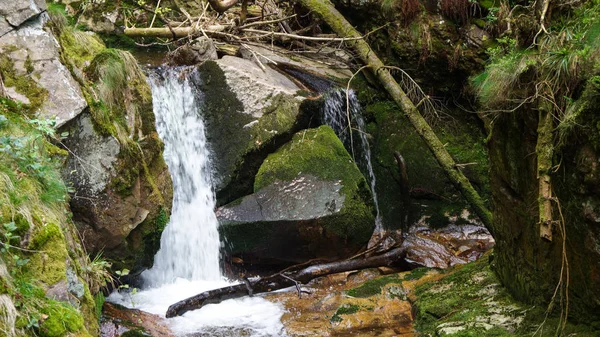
xmin=1 ymin=2 xmax=173 ymax=275
xmin=489 ymin=83 xmax=600 ymax=324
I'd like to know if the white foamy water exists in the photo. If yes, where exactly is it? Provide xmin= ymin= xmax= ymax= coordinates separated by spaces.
xmin=108 ymin=67 xmax=286 ymax=337
xmin=323 ymin=89 xmax=383 ymax=231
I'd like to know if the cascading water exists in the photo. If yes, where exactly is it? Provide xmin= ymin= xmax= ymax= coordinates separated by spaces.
xmin=141 ymin=67 xmax=221 ymax=286
xmin=108 ymin=67 xmax=285 ymax=337
xmin=322 ymin=89 xmax=383 ymax=231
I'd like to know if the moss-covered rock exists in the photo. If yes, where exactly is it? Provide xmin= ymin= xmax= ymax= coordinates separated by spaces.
xmin=0 ymin=11 xmax=87 ymax=126
xmin=413 ymin=252 xmax=599 ymax=336
xmin=217 ymin=126 xmax=375 ymax=264
xmin=59 ymin=45 xmax=173 ymax=273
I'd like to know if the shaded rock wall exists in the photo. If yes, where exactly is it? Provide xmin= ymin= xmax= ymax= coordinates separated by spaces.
xmin=489 ymin=96 xmax=600 ymax=323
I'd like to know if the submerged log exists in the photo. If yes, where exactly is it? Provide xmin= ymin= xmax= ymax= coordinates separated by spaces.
xmin=297 ymin=0 xmax=493 ymax=231
xmin=166 ymin=246 xmax=405 ymax=317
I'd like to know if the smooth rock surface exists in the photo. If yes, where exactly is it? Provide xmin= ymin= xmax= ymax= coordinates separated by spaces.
xmin=193 ymin=58 xmax=307 ymax=202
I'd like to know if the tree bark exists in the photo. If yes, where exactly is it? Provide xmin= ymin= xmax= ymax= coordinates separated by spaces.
xmin=537 ymin=101 xmax=554 ymax=241
xmin=124 ymin=25 xmax=227 ymax=38
xmin=166 ymin=246 xmax=405 ymax=317
xmin=297 ymin=0 xmax=493 ymax=231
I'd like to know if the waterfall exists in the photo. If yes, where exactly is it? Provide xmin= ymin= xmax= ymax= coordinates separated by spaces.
xmin=323 ymin=89 xmax=383 ymax=231
xmin=141 ymin=67 xmax=221 ymax=286
xmin=107 ymin=67 xmax=285 ymax=337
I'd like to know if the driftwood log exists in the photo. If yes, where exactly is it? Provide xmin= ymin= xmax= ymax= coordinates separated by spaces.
xmin=166 ymin=246 xmax=405 ymax=317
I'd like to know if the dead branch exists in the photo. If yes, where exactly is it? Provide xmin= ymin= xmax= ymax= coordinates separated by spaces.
xmin=165 ymin=246 xmax=406 ymax=317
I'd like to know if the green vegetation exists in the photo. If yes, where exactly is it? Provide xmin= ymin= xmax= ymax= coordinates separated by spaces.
xmin=0 ymin=98 xmax=98 ymax=336
xmin=346 ymin=275 xmax=401 ymax=298
xmin=0 ymin=53 xmax=48 ymax=114
xmin=330 ymin=303 xmax=361 ymax=323
xmin=255 ymin=126 xmax=374 ymax=241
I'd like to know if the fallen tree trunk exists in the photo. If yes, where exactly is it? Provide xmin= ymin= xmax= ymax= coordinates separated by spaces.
xmin=124 ymin=25 xmax=228 ymax=38
xmin=166 ymin=246 xmax=405 ymax=317
xmin=297 ymin=0 xmax=493 ymax=231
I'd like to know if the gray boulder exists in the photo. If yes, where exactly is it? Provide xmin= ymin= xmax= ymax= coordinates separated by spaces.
xmin=0 ymin=15 xmax=86 ymax=126
xmin=193 ymin=56 xmax=308 ymax=204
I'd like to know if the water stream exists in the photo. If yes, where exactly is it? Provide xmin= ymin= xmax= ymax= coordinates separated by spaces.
xmin=322 ymin=89 xmax=383 ymax=231
xmin=108 ymin=67 xmax=286 ymax=336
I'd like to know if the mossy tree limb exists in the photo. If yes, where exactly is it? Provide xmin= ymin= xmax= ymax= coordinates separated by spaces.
xmin=297 ymin=0 xmax=493 ymax=230
xmin=537 ymin=100 xmax=554 ymax=241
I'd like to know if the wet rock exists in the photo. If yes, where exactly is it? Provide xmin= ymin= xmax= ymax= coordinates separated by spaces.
xmin=0 ymin=14 xmax=87 ymax=126
xmin=266 ymin=268 xmax=425 ymax=336
xmin=61 ymin=110 xmax=172 ymax=272
xmin=101 ymin=302 xmax=175 ymax=337
xmin=167 ymin=36 xmax=218 ymax=65
xmin=401 ymin=220 xmax=494 ymax=269
xmin=217 ymin=126 xmax=375 ymax=264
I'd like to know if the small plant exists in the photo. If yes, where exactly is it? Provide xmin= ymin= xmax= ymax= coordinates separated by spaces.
xmin=83 ymin=253 xmax=114 ymax=294
xmin=0 ymin=222 xmax=30 ymax=273
xmin=115 ymin=268 xmax=139 ymax=307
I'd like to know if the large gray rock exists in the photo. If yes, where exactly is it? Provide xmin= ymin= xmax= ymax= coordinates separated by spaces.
xmin=0 ymin=0 xmax=46 ymax=27
xmin=217 ymin=126 xmax=375 ymax=264
xmin=193 ymin=57 xmax=308 ymax=204
xmin=61 ymin=110 xmax=173 ymax=272
xmin=0 ymin=15 xmax=87 ymax=126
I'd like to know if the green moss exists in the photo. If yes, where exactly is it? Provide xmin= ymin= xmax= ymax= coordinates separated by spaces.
xmin=346 ymin=275 xmax=401 ymax=298
xmin=58 ymin=28 xmax=106 ymax=71
xmin=330 ymin=303 xmax=361 ymax=323
xmin=39 ymin=301 xmax=85 ymax=337
xmin=27 ymin=224 xmax=68 ymax=285
xmin=254 ymin=126 xmax=374 ymax=242
xmin=121 ymin=330 xmax=150 ymax=337
xmin=255 ymin=126 xmax=364 ymax=190
xmin=247 ymin=93 xmax=301 ymax=149
xmin=0 ymin=53 xmax=49 ymax=113
xmin=94 ymin=293 xmax=105 ymax=322
xmin=137 ymin=207 xmax=170 ymax=268
xmin=413 ymin=252 xmax=599 ymax=336
xmin=403 ymin=267 xmax=431 ymax=280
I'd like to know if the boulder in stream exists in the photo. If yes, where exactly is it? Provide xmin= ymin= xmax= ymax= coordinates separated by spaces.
xmin=193 ymin=56 xmax=315 ymax=205
xmin=217 ymin=125 xmax=375 ymax=264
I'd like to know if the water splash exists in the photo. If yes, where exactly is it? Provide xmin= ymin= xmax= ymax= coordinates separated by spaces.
xmin=322 ymin=89 xmax=383 ymax=231
xmin=108 ymin=67 xmax=286 ymax=336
